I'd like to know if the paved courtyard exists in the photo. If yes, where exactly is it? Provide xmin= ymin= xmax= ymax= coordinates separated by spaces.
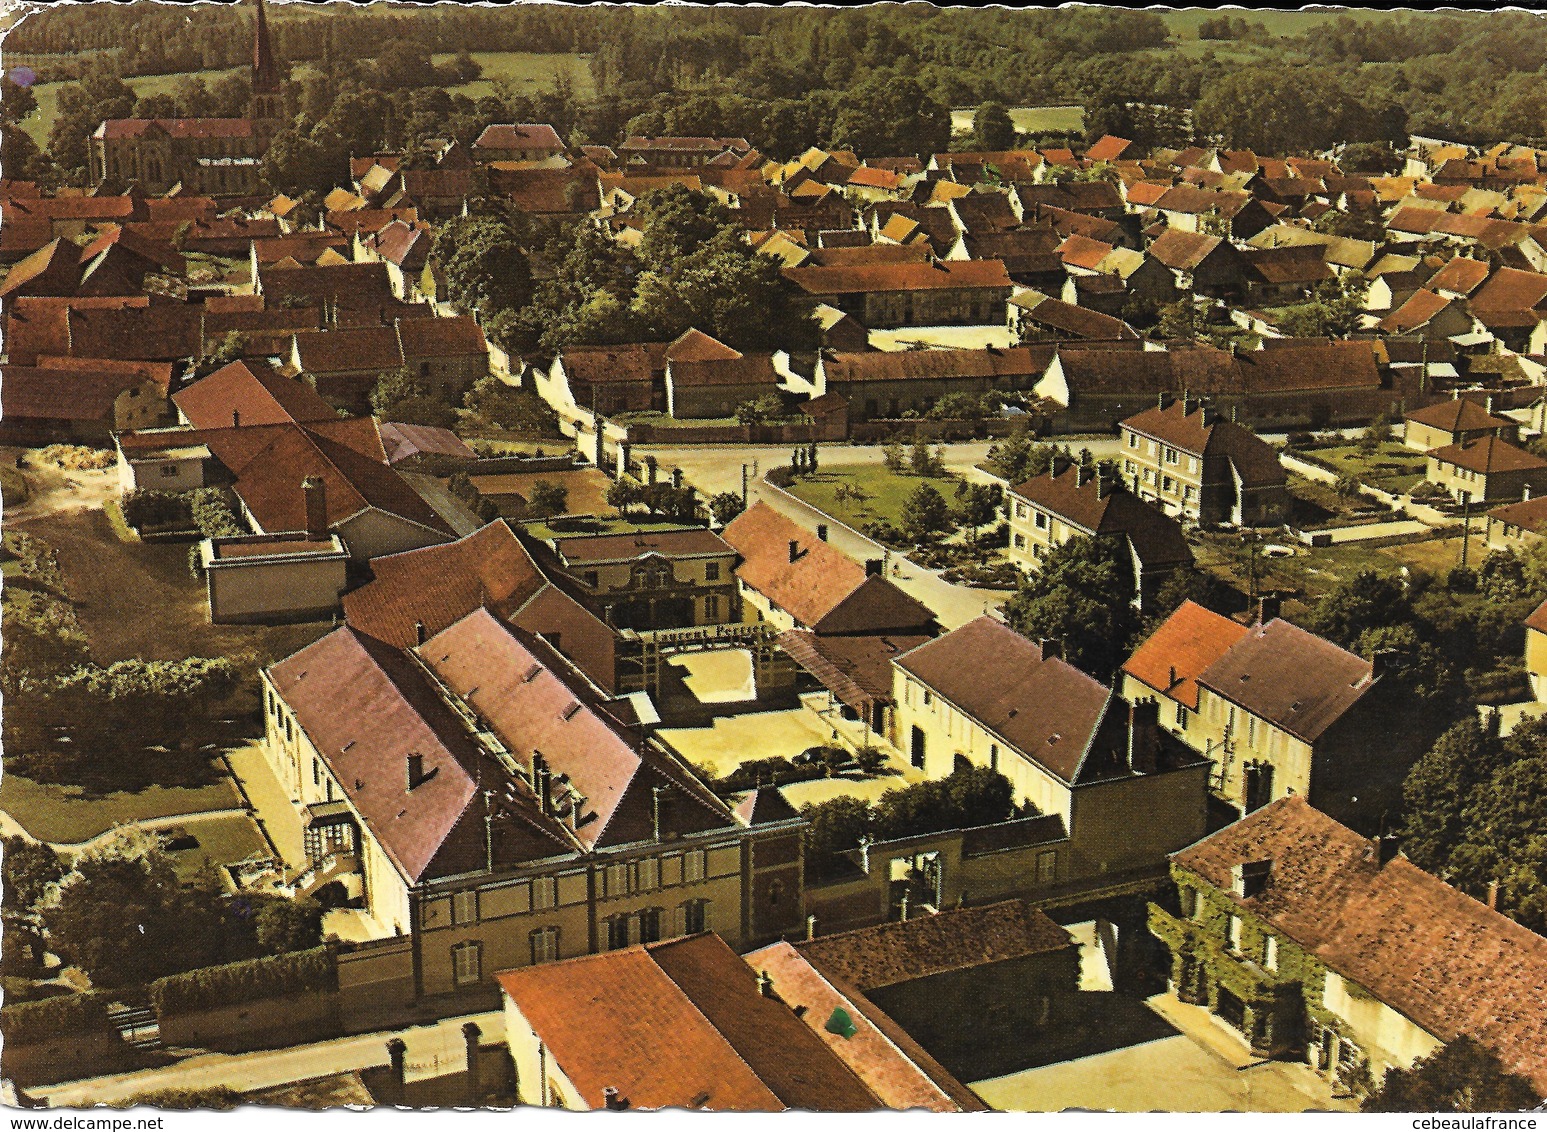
xmin=971 ymin=994 xmax=1356 ymax=1113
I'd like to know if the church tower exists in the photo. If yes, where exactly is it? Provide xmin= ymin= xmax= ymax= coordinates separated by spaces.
xmin=249 ymin=0 xmax=284 ymax=133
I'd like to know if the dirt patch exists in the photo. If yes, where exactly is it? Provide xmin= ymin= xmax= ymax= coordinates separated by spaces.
xmin=1378 ymin=535 xmax=1478 ymax=574
xmin=13 ymin=508 xmax=330 ymax=675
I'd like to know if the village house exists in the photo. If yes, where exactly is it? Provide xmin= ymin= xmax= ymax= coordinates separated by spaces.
xmin=261 ymin=609 xmax=807 ymax=1003
xmin=198 ymin=522 xmax=350 ymax=625
xmin=662 ymin=329 xmax=788 ymax=420
xmin=722 ymin=502 xmax=937 ymax=639
xmin=532 ymin=342 xmax=668 ymax=417
xmin=1402 ymin=396 xmax=1518 ymax=451
xmin=87 ymin=0 xmax=283 ymax=193
xmin=0 ymin=364 xmax=165 ymax=446
xmin=1484 ymin=494 xmax=1547 ymax=556
xmin=1145 ymin=229 xmax=1247 ymax=297
xmin=1008 ymin=292 xmax=1141 ymax=343
xmin=617 ymin=136 xmax=753 ymax=169
xmin=1425 ymin=435 xmax=1547 ymax=505
xmin=1147 ymin=796 xmax=1547 ymax=1097
xmin=543 ymin=528 xmax=739 ymax=631
xmin=288 ymin=315 xmax=487 ymax=412
xmin=497 ymin=932 xmax=886 ymax=1111
xmin=889 ymin=617 xmax=1210 ymax=890
xmin=782 ymin=259 xmax=1013 ymax=330
xmin=1005 ymin=461 xmax=1193 ymax=607
xmin=1122 ymin=602 xmax=1392 ymax=830
xmin=1118 ymin=395 xmax=1289 ymax=526
xmin=470 ymin=123 xmax=566 ymax=166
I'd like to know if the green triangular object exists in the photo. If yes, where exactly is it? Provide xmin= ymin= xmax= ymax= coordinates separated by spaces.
xmin=825 ymin=1007 xmax=858 ymax=1039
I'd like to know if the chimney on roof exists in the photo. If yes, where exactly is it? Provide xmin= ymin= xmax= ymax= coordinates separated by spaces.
xmin=1095 ymin=466 xmax=1115 ymax=499
xmin=1127 ymin=698 xmax=1161 ymax=775
xmin=1375 ymin=833 xmax=1402 ymax=867
xmin=413 ymin=620 xmax=426 ymax=647
xmin=757 ymin=970 xmax=776 ymax=998
xmin=788 ymin=539 xmax=800 ymax=564
xmin=1039 ymin=638 xmax=1063 ymax=662
xmin=532 ymin=752 xmax=551 ymax=813
xmin=232 ymin=409 xmax=241 ymax=428
xmin=406 ymin=752 xmax=425 ymax=790
xmin=302 ymin=475 xmax=328 ymax=540
xmin=865 ymin=558 xmax=883 ymax=577
xmin=1487 ymin=879 xmax=1500 ymax=911
xmin=1158 ymin=390 xmax=1174 ymax=410
xmin=1256 ymin=592 xmax=1281 ymax=625
xmin=1200 ymin=403 xmax=1217 ymax=427
xmin=1525 ymin=485 xmax=1533 ymax=503
xmin=602 ymin=1087 xmax=630 ymax=1112
xmin=817 ymin=523 xmax=829 ymax=542
xmin=806 ymin=914 xmax=817 ymax=941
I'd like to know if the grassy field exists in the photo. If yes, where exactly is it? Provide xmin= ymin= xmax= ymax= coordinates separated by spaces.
xmin=434 ymin=51 xmax=594 ymax=102
xmin=1159 ymin=8 xmax=1426 ymax=40
xmin=0 ymin=772 xmax=242 ymax=844
xmin=785 ymin=464 xmax=961 ymax=531
xmin=18 ymin=53 xmax=591 ymax=148
xmin=164 ymin=812 xmax=271 ymax=883
xmin=1300 ymin=442 xmax=1430 ymax=493
xmin=950 ymin=105 xmax=1085 ymax=138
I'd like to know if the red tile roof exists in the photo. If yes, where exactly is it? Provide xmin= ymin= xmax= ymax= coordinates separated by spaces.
xmin=1084 ymin=135 xmax=1133 ymax=163
xmin=342 ymin=521 xmax=546 ymax=647
xmin=1404 ymin=398 xmax=1514 ymax=434
xmin=1014 ymin=294 xmax=1140 ymax=340
xmin=0 ymin=365 xmax=153 ymax=423
xmin=173 ymin=359 xmax=338 ymax=430
xmin=665 ymin=327 xmax=741 ymax=363
xmin=497 ymin=933 xmax=880 ymax=1112
xmin=397 ymin=314 xmax=486 ymax=358
xmin=551 ymin=528 xmax=731 ymax=566
xmin=1173 ymin=796 xmax=1547 ymax=1096
xmin=292 ymin=325 xmax=404 ymax=374
xmin=1427 ymin=256 xmax=1491 ymax=297
xmin=776 ymin=629 xmax=930 ymax=711
xmin=1526 ymin=596 xmax=1547 ymax=635
xmin=722 ymin=502 xmax=934 ymax=634
xmin=1123 ymin=600 xmax=1251 ymax=711
xmin=1147 ymin=227 xmax=1224 ymax=271
xmin=472 ymin=123 xmax=564 ymax=153
xmin=821 ymin=345 xmax=1054 ymax=386
xmin=1058 ymin=233 xmax=1115 ymax=271
xmin=0 ymin=238 xmax=81 ymax=299
xmin=1120 ymin=401 xmax=1286 ymax=488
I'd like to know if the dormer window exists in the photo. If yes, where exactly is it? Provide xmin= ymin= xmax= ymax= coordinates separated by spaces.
xmin=1232 ymin=859 xmax=1272 ymax=898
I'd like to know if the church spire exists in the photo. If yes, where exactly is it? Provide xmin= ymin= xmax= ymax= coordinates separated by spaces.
xmin=252 ymin=0 xmax=280 ymax=96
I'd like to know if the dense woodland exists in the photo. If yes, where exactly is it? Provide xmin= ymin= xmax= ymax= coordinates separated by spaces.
xmin=9 ymin=5 xmax=1547 ymax=191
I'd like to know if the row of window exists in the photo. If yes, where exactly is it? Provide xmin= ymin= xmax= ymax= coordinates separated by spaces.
xmin=446 ymin=848 xmax=725 ymax=926
xmin=1179 ymin=888 xmax=1281 ymax=972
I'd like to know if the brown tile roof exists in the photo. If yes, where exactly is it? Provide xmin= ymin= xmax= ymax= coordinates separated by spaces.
xmin=1120 ymin=401 xmax=1286 ymax=488
xmin=744 ymin=940 xmax=987 ymax=1112
xmin=419 ymin=609 xmax=733 ymax=849
xmin=324 ymin=208 xmax=420 ymax=238
xmin=1173 ymin=796 xmax=1547 ymax=1096
xmin=0 ymin=238 xmax=81 ymax=299
xmin=66 ymin=303 xmax=202 ymax=360
xmin=1427 ymin=256 xmax=1491 ymax=297
xmin=342 ymin=521 xmax=546 ymax=647
xmin=665 ymin=327 xmax=741 ymax=363
xmin=959 ymin=229 xmax=1063 ymax=276
xmin=805 ymin=244 xmax=932 ymax=268
xmin=732 ymin=785 xmax=800 ymax=827
xmin=1404 ymin=398 xmax=1514 ymax=433
xmin=1147 ymin=228 xmax=1224 ymax=271
xmin=293 ymin=325 xmax=404 ymax=374
xmin=0 ymin=365 xmax=152 ymax=423
xmin=795 ymin=899 xmax=1074 ymax=990
xmin=1054 ymin=344 xmax=1237 ymax=397
xmin=97 ymin=117 xmax=252 ymax=140
xmin=552 ymin=527 xmax=731 ymax=565
xmin=173 ymin=359 xmax=338 ymax=430
xmin=776 ymin=629 xmax=930 ymax=711
xmin=397 ymin=315 xmax=486 ymax=359
xmin=377 ymin=421 xmax=476 ymax=464
xmin=1123 ymin=600 xmax=1251 ymax=711
xmin=258 ymin=262 xmax=396 ymax=309
xmin=1014 ymin=294 xmax=1140 ymax=340
xmin=722 ymin=502 xmax=934 ymax=634
xmin=1244 ymin=245 xmax=1333 ymax=287
xmin=1084 ymin=135 xmax=1133 ymax=163
xmin=1378 ymin=289 xmax=1454 ymax=333
xmin=497 ymin=933 xmax=880 ymax=1112
xmin=1430 ymin=435 xmax=1547 ymax=476
xmin=1197 ymin=617 xmax=1375 ymax=743
xmin=1470 ymin=266 xmax=1547 ymax=320
xmin=559 ymin=342 xmax=668 ymax=386
xmin=472 ymin=123 xmax=564 ymax=153
xmin=1017 ymin=181 xmax=1124 ymax=215
xmin=32 ymin=353 xmax=174 ymax=392
xmin=894 ymin=616 xmax=1113 ymax=781
xmin=1058 ymin=233 xmax=1115 ymax=271
xmin=1010 ymin=464 xmax=1193 ymax=571
xmin=3 ymin=295 xmax=149 ymax=365
xmin=1489 ymin=497 xmax=1547 ymax=542
xmin=1235 ymin=342 xmax=1381 ymax=393
xmin=1526 ymin=596 xmax=1547 ymax=635
xmin=783 ymin=258 xmax=1013 ymax=296
xmin=821 ymin=345 xmax=1054 ymax=386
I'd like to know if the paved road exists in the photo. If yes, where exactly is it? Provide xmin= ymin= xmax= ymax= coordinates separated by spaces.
xmin=36 ymin=1010 xmax=506 ymax=1107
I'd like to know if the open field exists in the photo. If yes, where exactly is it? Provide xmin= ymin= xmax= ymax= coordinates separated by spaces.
xmin=433 ymin=51 xmax=594 ymax=102
xmin=1159 ymin=7 xmax=1432 ymax=39
xmin=785 ymin=464 xmax=962 ymax=533
xmin=1297 ymin=441 xmax=1429 ymax=493
xmin=19 ymin=65 xmax=248 ymax=147
xmin=950 ymin=105 xmax=1085 ymax=138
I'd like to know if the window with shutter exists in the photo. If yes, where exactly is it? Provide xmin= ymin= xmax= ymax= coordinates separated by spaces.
xmin=530 ymin=927 xmax=559 ymax=965
xmin=532 ymin=876 xmax=557 ymax=910
xmin=451 ymin=889 xmax=478 ymax=926
xmin=452 ymin=941 xmax=482 ymax=985
xmin=683 ymin=849 xmax=706 ymax=883
xmin=637 ymin=857 xmax=659 ymax=892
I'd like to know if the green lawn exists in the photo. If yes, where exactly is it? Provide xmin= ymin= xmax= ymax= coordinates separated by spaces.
xmin=163 ymin=812 xmax=271 ymax=883
xmin=785 ymin=464 xmax=960 ymax=531
xmin=19 ymin=66 xmax=248 ymax=147
xmin=1160 ymin=8 xmax=1430 ymax=39
xmin=0 ymin=772 xmax=242 ymax=845
xmin=1192 ymin=531 xmax=1403 ymax=621
xmin=1299 ymin=442 xmax=1429 ymax=493
xmin=433 ymin=51 xmax=594 ymax=103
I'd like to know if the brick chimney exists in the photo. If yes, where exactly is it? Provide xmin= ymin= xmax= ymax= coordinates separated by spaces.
xmin=406 ymin=752 xmax=425 ymax=790
xmin=1256 ymin=593 xmax=1281 ymax=625
xmin=817 ymin=523 xmax=829 ymax=541
xmin=788 ymin=539 xmax=800 ymax=563
xmin=1039 ymin=638 xmax=1063 ymax=661
xmin=1095 ymin=466 xmax=1114 ymax=499
xmin=302 ymin=475 xmax=328 ymax=539
xmin=865 ymin=558 xmax=883 ymax=576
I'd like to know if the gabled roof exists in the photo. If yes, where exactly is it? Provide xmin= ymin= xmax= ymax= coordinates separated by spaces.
xmin=397 ymin=314 xmax=486 ymax=359
xmin=821 ymin=345 xmax=1054 ymax=385
xmin=665 ymin=327 xmax=741 ymax=363
xmin=472 ymin=123 xmax=564 ymax=152
xmin=1404 ymin=397 xmax=1514 ymax=434
xmin=173 ymin=359 xmax=338 ymax=430
xmin=418 ymin=609 xmax=733 ymax=850
xmin=1008 ymin=465 xmax=1192 ymax=570
xmin=0 ymin=365 xmax=155 ymax=422
xmin=776 ymin=629 xmax=930 ymax=712
xmin=722 ymin=502 xmax=934 ymax=635
xmin=0 ymin=238 xmax=82 ymax=299
xmin=1197 ymin=617 xmax=1375 ymax=743
xmin=292 ymin=325 xmax=404 ymax=374
xmin=1427 ymin=256 xmax=1491 ymax=297
xmin=1013 ymin=293 xmax=1139 ymax=340
xmin=1122 ymin=600 xmax=1251 ymax=711
xmin=1430 ymin=435 xmax=1547 ymax=475
xmin=783 ymin=258 xmax=1013 ymax=296
xmin=1173 ymin=796 xmax=1547 ymax=1096
xmin=894 ymin=616 xmax=1112 ymax=782
xmin=733 ymin=785 xmax=800 ymax=827
xmin=267 ymin=626 xmax=572 ymax=885
xmin=1120 ymin=400 xmax=1285 ymax=488
xmin=1147 ymin=228 xmax=1224 ymax=271
xmin=1084 ymin=135 xmax=1133 ymax=163
xmin=342 ymin=521 xmax=547 ymax=647
xmin=496 ymin=933 xmax=880 ymax=1112
xmin=377 ymin=421 xmax=476 ymax=464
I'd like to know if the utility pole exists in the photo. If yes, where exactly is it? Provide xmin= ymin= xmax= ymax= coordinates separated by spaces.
xmin=1460 ymin=495 xmax=1471 ymax=570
